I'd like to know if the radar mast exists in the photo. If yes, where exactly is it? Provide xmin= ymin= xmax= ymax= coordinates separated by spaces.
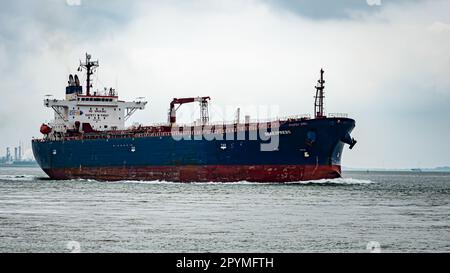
xmin=79 ymin=53 xmax=99 ymax=96
xmin=314 ymin=69 xmax=325 ymax=118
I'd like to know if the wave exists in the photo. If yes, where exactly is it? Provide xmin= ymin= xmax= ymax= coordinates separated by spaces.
xmin=112 ymin=177 xmax=374 ymax=185
xmin=0 ymin=174 xmax=40 ymax=182
xmin=0 ymin=174 xmax=373 ymax=185
xmin=286 ymin=177 xmax=374 ymax=185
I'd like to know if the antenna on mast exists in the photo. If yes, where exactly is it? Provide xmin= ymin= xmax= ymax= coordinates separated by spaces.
xmin=314 ymin=68 xmax=325 ymax=118
xmin=79 ymin=53 xmax=99 ymax=96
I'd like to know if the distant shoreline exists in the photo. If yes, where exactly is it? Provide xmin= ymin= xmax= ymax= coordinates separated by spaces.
xmin=343 ymin=167 xmax=450 ymax=173
xmin=0 ymin=163 xmax=38 ymax=168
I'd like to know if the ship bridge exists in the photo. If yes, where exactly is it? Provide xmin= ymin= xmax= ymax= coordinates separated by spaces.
xmin=43 ymin=53 xmax=147 ymax=134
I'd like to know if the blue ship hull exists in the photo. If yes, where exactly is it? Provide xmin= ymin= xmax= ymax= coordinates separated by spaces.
xmin=32 ymin=118 xmax=355 ymax=182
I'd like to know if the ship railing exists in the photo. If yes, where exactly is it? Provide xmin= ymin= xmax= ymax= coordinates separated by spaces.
xmin=33 ymin=114 xmax=318 ymax=141
xmin=128 ymin=122 xmax=170 ymax=129
xmin=327 ymin=113 xmax=348 ymax=118
xmin=167 ymin=114 xmax=311 ymax=128
xmin=277 ymin=114 xmax=311 ymax=121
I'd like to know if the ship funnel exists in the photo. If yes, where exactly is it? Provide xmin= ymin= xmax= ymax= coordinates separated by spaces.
xmin=74 ymin=74 xmax=80 ymax=86
xmin=69 ymin=74 xmax=74 ymax=86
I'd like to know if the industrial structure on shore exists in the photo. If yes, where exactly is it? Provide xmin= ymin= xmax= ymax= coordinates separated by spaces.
xmin=0 ymin=144 xmax=37 ymax=166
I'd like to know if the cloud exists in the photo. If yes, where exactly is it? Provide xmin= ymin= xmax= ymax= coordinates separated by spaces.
xmin=263 ymin=0 xmax=381 ymax=19
xmin=429 ymin=21 xmax=450 ymax=33
xmin=0 ymin=0 xmax=449 ymax=168
xmin=366 ymin=0 xmax=382 ymax=6
xmin=66 ymin=0 xmax=82 ymax=6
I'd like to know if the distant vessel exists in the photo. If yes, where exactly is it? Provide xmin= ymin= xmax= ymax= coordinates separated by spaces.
xmin=32 ymin=53 xmax=357 ymax=182
xmin=411 ymin=168 xmax=422 ymax=172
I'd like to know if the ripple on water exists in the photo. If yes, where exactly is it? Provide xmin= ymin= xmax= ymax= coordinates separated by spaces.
xmin=0 ymin=167 xmax=449 ymax=253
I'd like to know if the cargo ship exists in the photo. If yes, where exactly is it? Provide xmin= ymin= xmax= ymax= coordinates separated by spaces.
xmin=32 ymin=53 xmax=357 ymax=182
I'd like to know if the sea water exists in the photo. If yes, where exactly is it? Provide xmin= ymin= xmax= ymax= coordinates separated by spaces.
xmin=0 ymin=167 xmax=449 ymax=252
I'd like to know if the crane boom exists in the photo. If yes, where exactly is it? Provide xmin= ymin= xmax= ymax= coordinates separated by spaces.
xmin=169 ymin=96 xmax=211 ymax=124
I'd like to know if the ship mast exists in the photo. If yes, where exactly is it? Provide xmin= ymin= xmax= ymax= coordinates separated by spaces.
xmin=200 ymin=98 xmax=210 ymax=125
xmin=79 ymin=53 xmax=99 ymax=96
xmin=314 ymin=68 xmax=325 ymax=118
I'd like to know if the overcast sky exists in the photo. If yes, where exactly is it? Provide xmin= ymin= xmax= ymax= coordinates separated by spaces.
xmin=1 ymin=0 xmax=449 ymax=168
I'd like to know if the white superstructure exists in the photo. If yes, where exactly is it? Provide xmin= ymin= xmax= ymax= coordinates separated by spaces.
xmin=43 ymin=53 xmax=147 ymax=134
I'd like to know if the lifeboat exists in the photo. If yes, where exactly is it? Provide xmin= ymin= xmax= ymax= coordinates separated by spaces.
xmin=40 ymin=124 xmax=52 ymax=135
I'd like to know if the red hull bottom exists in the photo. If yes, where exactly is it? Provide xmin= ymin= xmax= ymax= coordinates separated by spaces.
xmin=43 ymin=165 xmax=342 ymax=183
